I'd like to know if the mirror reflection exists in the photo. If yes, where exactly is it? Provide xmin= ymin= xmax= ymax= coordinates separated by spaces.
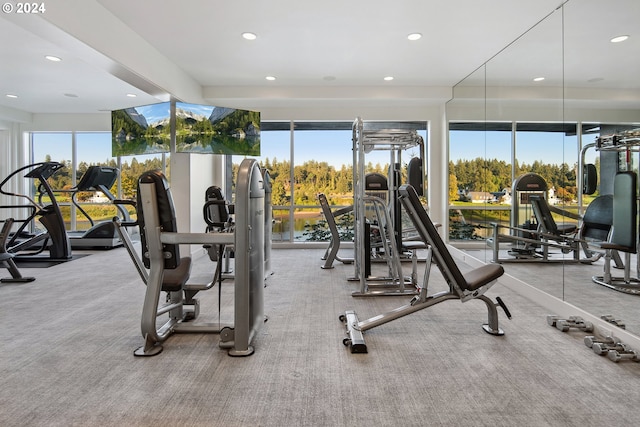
xmin=447 ymin=0 xmax=640 ymax=337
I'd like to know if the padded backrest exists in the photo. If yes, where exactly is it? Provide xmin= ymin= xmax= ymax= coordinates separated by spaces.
xmin=583 ymin=163 xmax=597 ymax=195
xmin=137 ymin=170 xmax=180 ymax=269
xmin=407 ymin=157 xmax=423 ymax=196
xmin=203 ymin=185 xmax=229 ymax=229
xmin=529 ymin=195 xmax=559 ymax=235
xmin=581 ymin=195 xmax=613 ymax=241
xmin=398 ymin=184 xmax=468 ymax=293
xmin=365 ymin=173 xmax=388 ymax=191
xmin=609 ymin=171 xmax=637 ymax=251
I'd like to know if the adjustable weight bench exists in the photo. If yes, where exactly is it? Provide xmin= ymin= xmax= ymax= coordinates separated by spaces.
xmin=341 ymin=184 xmax=511 ymax=353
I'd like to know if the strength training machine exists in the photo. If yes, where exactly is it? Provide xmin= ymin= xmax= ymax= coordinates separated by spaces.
xmin=349 ymin=117 xmax=427 ymax=296
xmin=487 ymin=172 xmax=609 ymax=264
xmin=341 ymin=184 xmax=511 ymax=353
xmin=115 ymin=158 xmax=265 ymax=357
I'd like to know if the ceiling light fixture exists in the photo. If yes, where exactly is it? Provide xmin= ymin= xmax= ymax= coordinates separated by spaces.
xmin=407 ymin=33 xmax=422 ymax=41
xmin=265 ymin=76 xmax=276 ymax=81
xmin=384 ymin=76 xmax=394 ymax=81
xmin=242 ymin=32 xmax=257 ymax=40
xmin=610 ymin=35 xmax=629 ymax=43
xmin=533 ymin=77 xmax=545 ymax=82
xmin=126 ymin=93 xmax=137 ymax=98
xmin=6 ymin=94 xmax=18 ymax=98
xmin=45 ymin=55 xmax=62 ymax=62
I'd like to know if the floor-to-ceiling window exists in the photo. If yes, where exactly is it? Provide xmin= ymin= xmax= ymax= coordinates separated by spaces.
xmin=30 ymin=131 xmax=168 ymax=231
xmin=235 ymin=120 xmax=427 ymax=243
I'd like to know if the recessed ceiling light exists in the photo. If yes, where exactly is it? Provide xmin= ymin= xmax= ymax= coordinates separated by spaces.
xmin=265 ymin=76 xmax=276 ymax=81
xmin=64 ymin=93 xmax=78 ymax=98
xmin=384 ymin=76 xmax=394 ymax=81
xmin=242 ymin=32 xmax=257 ymax=40
xmin=610 ymin=35 xmax=629 ymax=43
xmin=407 ymin=33 xmax=422 ymax=41
xmin=6 ymin=94 xmax=18 ymax=99
xmin=45 ymin=55 xmax=62 ymax=62
xmin=533 ymin=77 xmax=545 ymax=82
xmin=126 ymin=93 xmax=137 ymax=98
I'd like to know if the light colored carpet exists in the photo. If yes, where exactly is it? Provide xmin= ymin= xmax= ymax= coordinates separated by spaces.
xmin=1 ymin=246 xmax=639 ymax=426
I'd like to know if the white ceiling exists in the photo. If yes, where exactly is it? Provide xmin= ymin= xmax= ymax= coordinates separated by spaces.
xmin=0 ymin=0 xmax=638 ymax=117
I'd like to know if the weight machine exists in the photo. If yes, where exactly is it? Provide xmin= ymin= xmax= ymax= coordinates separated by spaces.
xmin=589 ymin=129 xmax=640 ymax=294
xmin=115 ymin=158 xmax=265 ymax=357
xmin=487 ymin=173 xmax=606 ymax=264
xmin=351 ymin=117 xmax=426 ymax=296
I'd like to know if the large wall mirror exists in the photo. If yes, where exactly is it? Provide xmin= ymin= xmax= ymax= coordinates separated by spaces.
xmin=446 ymin=0 xmax=640 ymax=336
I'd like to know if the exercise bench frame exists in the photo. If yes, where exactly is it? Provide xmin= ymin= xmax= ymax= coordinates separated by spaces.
xmin=341 ymin=184 xmax=511 ymax=353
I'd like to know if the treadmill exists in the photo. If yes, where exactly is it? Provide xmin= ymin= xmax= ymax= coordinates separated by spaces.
xmin=65 ymin=166 xmax=129 ymax=249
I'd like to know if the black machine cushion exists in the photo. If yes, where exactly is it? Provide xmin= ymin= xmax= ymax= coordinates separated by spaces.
xmin=529 ymin=195 xmax=577 ymax=236
xmin=581 ymin=194 xmax=613 ymax=242
xmin=399 ymin=184 xmax=504 ymax=292
xmin=407 ymin=157 xmax=423 ymax=196
xmin=365 ymin=173 xmax=388 ymax=191
xmin=161 ymin=257 xmax=192 ymax=292
xmin=604 ymin=172 xmax=637 ymax=252
xmin=137 ymin=170 xmax=181 ymax=269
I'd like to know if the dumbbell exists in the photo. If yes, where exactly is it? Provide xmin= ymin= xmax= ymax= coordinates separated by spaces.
xmin=607 ymin=349 xmax=640 ymax=363
xmin=592 ymin=342 xmax=629 ymax=356
xmin=601 ymin=315 xmax=626 ymax=329
xmin=547 ymin=315 xmax=594 ymax=332
xmin=584 ymin=335 xmax=615 ymax=349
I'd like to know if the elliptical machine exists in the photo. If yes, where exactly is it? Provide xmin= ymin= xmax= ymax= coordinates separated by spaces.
xmin=0 ymin=162 xmax=72 ymax=260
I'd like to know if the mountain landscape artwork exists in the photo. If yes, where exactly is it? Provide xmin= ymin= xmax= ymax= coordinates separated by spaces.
xmin=111 ymin=102 xmax=171 ymax=156
xmin=175 ymin=102 xmax=260 ymax=156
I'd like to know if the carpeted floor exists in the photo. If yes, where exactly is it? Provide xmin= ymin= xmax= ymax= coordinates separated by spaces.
xmin=1 ymin=246 xmax=639 ymax=426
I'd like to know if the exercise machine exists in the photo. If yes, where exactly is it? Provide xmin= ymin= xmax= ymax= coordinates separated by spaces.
xmin=487 ymin=173 xmax=608 ymax=264
xmin=0 ymin=162 xmax=72 ymax=261
xmin=59 ymin=165 xmax=128 ymax=249
xmin=319 ymin=192 xmax=354 ymax=269
xmin=592 ymin=171 xmax=639 ymax=294
xmin=202 ymin=166 xmax=274 ymax=280
xmin=262 ymin=168 xmax=273 ymax=278
xmin=341 ymin=184 xmax=511 ymax=353
xmin=202 ymin=184 xmax=235 ymax=279
xmin=116 ymin=158 xmax=265 ymax=357
xmin=0 ymin=218 xmax=35 ymax=283
xmin=350 ymin=117 xmax=427 ymax=296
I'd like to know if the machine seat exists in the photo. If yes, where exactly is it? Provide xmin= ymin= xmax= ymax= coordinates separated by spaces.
xmin=463 ymin=263 xmax=505 ymax=291
xmin=162 ymin=257 xmax=192 ymax=292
